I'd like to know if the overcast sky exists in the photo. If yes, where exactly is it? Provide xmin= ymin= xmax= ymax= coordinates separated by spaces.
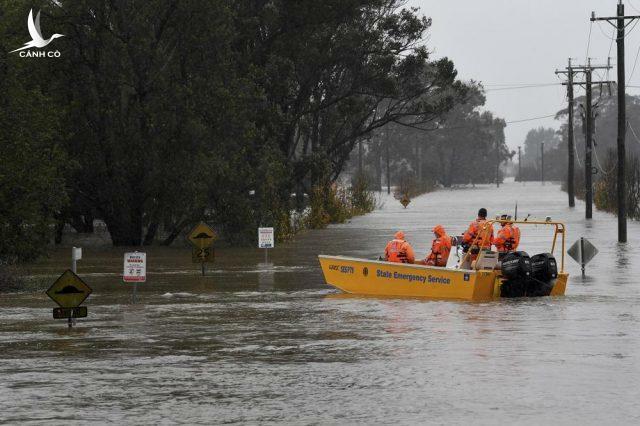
xmin=409 ymin=0 xmax=640 ymax=149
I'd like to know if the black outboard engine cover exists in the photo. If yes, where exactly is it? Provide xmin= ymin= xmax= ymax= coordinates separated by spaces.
xmin=530 ymin=253 xmax=558 ymax=281
xmin=500 ymin=251 xmax=531 ymax=280
xmin=527 ymin=253 xmax=558 ymax=297
xmin=500 ymin=252 xmax=532 ymax=298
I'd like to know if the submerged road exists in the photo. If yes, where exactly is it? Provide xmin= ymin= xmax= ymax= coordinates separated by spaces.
xmin=1 ymin=181 xmax=639 ymax=424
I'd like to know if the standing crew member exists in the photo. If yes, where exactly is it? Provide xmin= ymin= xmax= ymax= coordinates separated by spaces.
xmin=462 ymin=208 xmax=494 ymax=255
xmin=494 ymin=215 xmax=521 ymax=257
xmin=384 ymin=231 xmax=415 ymax=264
xmin=416 ymin=225 xmax=452 ymax=267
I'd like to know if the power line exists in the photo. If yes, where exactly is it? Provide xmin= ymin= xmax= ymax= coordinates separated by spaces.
xmin=593 ymin=145 xmax=615 ymax=175
xmin=505 ymin=113 xmax=558 ymax=124
xmin=628 ymin=42 xmax=640 ymax=86
xmin=483 ymin=82 xmax=562 ymax=87
xmin=595 ymin=18 xmax=640 ymax=40
xmin=484 ymin=84 xmax=562 ymax=92
xmin=397 ymin=112 xmax=561 ymax=132
xmin=628 ymin=120 xmax=640 ymax=145
xmin=586 ymin=21 xmax=593 ymax=63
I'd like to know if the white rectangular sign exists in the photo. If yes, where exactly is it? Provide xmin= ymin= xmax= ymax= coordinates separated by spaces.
xmin=123 ymin=252 xmax=146 ymax=282
xmin=258 ymin=227 xmax=274 ymax=249
xmin=72 ymin=247 xmax=82 ymax=261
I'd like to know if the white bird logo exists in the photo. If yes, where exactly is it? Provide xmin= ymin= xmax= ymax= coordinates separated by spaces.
xmin=10 ymin=9 xmax=64 ymax=53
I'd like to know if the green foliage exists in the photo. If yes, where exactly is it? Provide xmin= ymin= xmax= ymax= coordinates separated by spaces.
xmin=362 ymin=83 xmax=510 ymax=189
xmin=0 ymin=0 xmax=503 ymax=256
xmin=350 ymin=174 xmax=378 ymax=216
xmin=593 ymin=152 xmax=640 ymax=220
xmin=306 ymin=175 xmax=378 ymax=229
xmin=0 ymin=5 xmax=68 ymax=261
xmin=517 ymin=127 xmax=562 ymax=181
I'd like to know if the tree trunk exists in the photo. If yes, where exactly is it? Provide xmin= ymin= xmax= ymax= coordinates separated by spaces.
xmin=105 ymin=210 xmax=143 ymax=246
xmin=143 ymin=222 xmax=159 ymax=246
xmin=161 ymin=220 xmax=189 ymax=246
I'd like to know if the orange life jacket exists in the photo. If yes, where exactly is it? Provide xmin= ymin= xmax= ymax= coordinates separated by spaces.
xmin=426 ymin=234 xmax=452 ymax=267
xmin=385 ymin=239 xmax=415 ymax=263
xmin=463 ymin=218 xmax=494 ymax=249
xmin=495 ymin=224 xmax=520 ymax=253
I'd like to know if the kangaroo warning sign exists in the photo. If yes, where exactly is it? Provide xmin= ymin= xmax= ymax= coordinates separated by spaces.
xmin=123 ymin=252 xmax=147 ymax=282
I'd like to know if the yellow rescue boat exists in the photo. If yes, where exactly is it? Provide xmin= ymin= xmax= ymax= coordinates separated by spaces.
xmin=319 ymin=219 xmax=569 ymax=301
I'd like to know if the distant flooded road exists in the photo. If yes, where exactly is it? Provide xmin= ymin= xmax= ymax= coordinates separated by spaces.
xmin=2 ymin=181 xmax=639 ymax=424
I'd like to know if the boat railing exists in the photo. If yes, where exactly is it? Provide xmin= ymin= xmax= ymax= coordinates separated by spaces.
xmin=462 ymin=219 xmax=566 ymax=272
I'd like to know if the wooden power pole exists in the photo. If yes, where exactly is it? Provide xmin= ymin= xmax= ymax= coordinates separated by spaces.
xmin=555 ymin=59 xmax=576 ymax=207
xmin=517 ymin=146 xmax=522 ymax=182
xmin=592 ymin=1 xmax=636 ymax=241
xmin=559 ymin=59 xmax=613 ymax=219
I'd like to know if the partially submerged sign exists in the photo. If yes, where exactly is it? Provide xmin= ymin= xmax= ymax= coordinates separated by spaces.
xmin=258 ymin=227 xmax=275 ymax=249
xmin=188 ymin=222 xmax=217 ymax=248
xmin=53 ymin=306 xmax=87 ymax=319
xmin=123 ymin=252 xmax=147 ymax=282
xmin=192 ymin=246 xmax=215 ymax=263
xmin=46 ymin=270 xmax=92 ymax=309
xmin=567 ymin=237 xmax=599 ymax=265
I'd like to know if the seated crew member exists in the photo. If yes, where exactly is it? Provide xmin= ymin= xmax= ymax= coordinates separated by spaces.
xmin=462 ymin=208 xmax=494 ymax=258
xmin=494 ymin=214 xmax=521 ymax=257
xmin=416 ymin=225 xmax=452 ymax=267
xmin=384 ymin=231 xmax=415 ymax=264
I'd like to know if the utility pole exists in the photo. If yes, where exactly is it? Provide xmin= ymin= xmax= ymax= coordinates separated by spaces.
xmin=585 ymin=67 xmax=594 ymax=219
xmin=592 ymin=2 xmax=636 ymax=241
xmin=541 ymin=141 xmax=545 ymax=184
xmin=358 ymin=140 xmax=363 ymax=176
xmin=517 ymin=146 xmax=522 ymax=182
xmin=495 ymin=134 xmax=500 ymax=188
xmin=386 ymin=135 xmax=391 ymax=194
xmin=555 ymin=58 xmax=576 ymax=207
xmin=560 ymin=59 xmax=613 ymax=219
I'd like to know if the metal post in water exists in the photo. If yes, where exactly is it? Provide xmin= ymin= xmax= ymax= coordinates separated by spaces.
xmin=133 ymin=282 xmax=137 ymax=304
xmin=71 ymin=247 xmax=77 ymax=273
xmin=201 ymin=261 xmax=206 ymax=276
xmin=264 ymin=248 xmax=268 ymax=264
xmin=580 ymin=237 xmax=586 ymax=277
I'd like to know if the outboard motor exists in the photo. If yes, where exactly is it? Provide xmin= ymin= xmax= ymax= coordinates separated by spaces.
xmin=500 ymin=251 xmax=532 ymax=297
xmin=528 ymin=253 xmax=558 ymax=296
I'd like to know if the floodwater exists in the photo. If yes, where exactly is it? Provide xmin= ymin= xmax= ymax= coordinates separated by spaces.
xmin=1 ymin=181 xmax=639 ymax=424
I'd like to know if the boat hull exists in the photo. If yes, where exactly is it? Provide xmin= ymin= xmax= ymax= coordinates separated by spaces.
xmin=319 ymin=255 xmax=568 ymax=301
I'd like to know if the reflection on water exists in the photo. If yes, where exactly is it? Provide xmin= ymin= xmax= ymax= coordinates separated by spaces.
xmin=1 ymin=181 xmax=640 ymax=424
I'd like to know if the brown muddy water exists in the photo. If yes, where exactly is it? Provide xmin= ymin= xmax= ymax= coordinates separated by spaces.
xmin=1 ymin=181 xmax=639 ymax=424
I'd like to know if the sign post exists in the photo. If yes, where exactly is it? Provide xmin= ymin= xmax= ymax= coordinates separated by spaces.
xmin=46 ymin=270 xmax=92 ymax=328
xmin=188 ymin=222 xmax=216 ymax=275
xmin=258 ymin=227 xmax=274 ymax=264
xmin=71 ymin=247 xmax=82 ymax=273
xmin=567 ymin=237 xmax=599 ymax=277
xmin=124 ymin=252 xmax=146 ymax=303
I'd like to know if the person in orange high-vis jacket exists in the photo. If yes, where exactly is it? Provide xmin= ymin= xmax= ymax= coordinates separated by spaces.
xmin=462 ymin=208 xmax=494 ymax=254
xmin=416 ymin=225 xmax=452 ymax=267
xmin=494 ymin=215 xmax=521 ymax=257
xmin=384 ymin=231 xmax=415 ymax=264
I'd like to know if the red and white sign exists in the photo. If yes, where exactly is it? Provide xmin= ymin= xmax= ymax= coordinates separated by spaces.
xmin=123 ymin=252 xmax=146 ymax=282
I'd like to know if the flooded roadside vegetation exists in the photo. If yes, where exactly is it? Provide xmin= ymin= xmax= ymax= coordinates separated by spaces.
xmin=2 ymin=0 xmax=640 ymax=424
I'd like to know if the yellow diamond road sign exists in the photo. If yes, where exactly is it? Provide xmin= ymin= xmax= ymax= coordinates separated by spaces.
xmin=188 ymin=222 xmax=216 ymax=248
xmin=46 ymin=270 xmax=93 ymax=308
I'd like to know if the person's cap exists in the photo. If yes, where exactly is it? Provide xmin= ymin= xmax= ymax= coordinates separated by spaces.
xmin=478 ymin=208 xmax=487 ymax=218
xmin=394 ymin=231 xmax=405 ymax=240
